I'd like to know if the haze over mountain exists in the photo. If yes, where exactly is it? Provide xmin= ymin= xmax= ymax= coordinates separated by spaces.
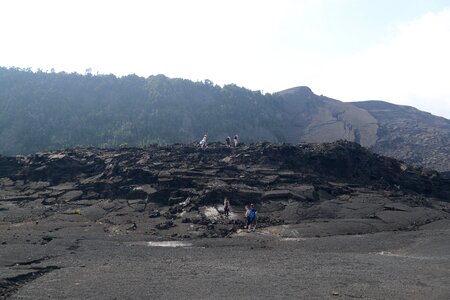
xmin=1 ymin=67 xmax=449 ymax=172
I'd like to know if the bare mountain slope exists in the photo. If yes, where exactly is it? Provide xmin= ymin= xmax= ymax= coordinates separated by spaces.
xmin=352 ymin=100 xmax=450 ymax=172
xmin=277 ymin=87 xmax=378 ymax=147
xmin=276 ymin=87 xmax=450 ymax=172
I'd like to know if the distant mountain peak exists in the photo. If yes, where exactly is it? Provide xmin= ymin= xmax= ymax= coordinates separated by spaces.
xmin=277 ymin=86 xmax=314 ymax=97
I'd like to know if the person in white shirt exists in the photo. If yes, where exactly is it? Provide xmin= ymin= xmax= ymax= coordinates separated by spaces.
xmin=199 ymin=134 xmax=207 ymax=149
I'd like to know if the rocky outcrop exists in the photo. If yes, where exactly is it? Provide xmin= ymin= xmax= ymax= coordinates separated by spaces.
xmin=0 ymin=142 xmax=449 ymax=239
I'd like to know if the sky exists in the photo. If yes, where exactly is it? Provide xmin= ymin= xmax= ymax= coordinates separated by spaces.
xmin=1 ymin=0 xmax=450 ymax=119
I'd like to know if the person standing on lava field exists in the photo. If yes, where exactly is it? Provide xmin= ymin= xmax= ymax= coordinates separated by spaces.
xmin=248 ymin=204 xmax=257 ymax=231
xmin=244 ymin=205 xmax=250 ymax=229
xmin=224 ymin=197 xmax=231 ymax=217
xmin=226 ymin=136 xmax=232 ymax=147
xmin=233 ymin=135 xmax=239 ymax=147
xmin=199 ymin=134 xmax=207 ymax=149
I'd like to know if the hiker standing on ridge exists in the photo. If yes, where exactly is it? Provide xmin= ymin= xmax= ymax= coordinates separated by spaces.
xmin=199 ymin=134 xmax=207 ymax=149
xmin=233 ymin=135 xmax=239 ymax=147
xmin=226 ymin=136 xmax=232 ymax=147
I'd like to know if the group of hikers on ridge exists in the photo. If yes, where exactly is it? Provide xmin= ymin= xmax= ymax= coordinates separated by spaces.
xmin=223 ymin=197 xmax=257 ymax=231
xmin=199 ymin=134 xmax=239 ymax=149
xmin=226 ymin=135 xmax=239 ymax=148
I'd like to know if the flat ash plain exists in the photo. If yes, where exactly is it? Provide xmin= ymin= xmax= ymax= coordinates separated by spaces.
xmin=1 ymin=142 xmax=449 ymax=299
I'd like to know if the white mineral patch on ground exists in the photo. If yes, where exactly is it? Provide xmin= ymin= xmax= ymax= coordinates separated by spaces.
xmin=201 ymin=205 xmax=241 ymax=221
xmin=376 ymin=251 xmax=443 ymax=260
xmin=202 ymin=206 xmax=220 ymax=219
xmin=234 ymin=228 xmax=273 ymax=237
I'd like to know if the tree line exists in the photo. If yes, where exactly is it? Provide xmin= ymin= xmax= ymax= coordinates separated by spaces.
xmin=0 ymin=67 xmax=287 ymax=155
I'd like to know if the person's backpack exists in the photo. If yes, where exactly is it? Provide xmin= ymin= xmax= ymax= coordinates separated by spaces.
xmin=249 ymin=208 xmax=255 ymax=219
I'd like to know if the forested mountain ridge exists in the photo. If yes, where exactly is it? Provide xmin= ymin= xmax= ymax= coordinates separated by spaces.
xmin=0 ymin=68 xmax=283 ymax=152
xmin=1 ymin=67 xmax=449 ymax=171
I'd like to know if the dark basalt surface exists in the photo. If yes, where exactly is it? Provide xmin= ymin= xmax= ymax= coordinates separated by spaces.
xmin=1 ymin=141 xmax=450 ymax=299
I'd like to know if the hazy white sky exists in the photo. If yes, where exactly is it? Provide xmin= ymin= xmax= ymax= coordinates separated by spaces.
xmin=1 ymin=0 xmax=449 ymax=118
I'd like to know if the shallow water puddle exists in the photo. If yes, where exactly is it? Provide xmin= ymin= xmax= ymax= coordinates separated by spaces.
xmin=129 ymin=241 xmax=193 ymax=247
xmin=281 ymin=237 xmax=308 ymax=241
xmin=147 ymin=241 xmax=193 ymax=247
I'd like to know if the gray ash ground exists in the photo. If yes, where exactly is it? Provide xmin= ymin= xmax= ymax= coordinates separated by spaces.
xmin=1 ymin=141 xmax=449 ymax=299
